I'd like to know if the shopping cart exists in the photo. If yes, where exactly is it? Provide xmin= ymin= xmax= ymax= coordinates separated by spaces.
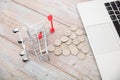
xmin=12 ymin=15 xmax=55 ymax=62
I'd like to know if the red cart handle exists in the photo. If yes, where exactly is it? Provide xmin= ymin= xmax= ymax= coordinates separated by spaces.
xmin=47 ymin=15 xmax=55 ymax=33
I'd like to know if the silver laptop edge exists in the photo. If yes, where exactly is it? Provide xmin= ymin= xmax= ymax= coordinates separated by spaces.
xmin=77 ymin=0 xmax=120 ymax=80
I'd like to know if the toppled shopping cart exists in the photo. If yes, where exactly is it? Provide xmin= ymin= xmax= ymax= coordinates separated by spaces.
xmin=12 ymin=15 xmax=55 ymax=62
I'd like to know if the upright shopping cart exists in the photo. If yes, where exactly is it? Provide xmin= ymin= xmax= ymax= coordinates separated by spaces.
xmin=12 ymin=15 xmax=55 ymax=62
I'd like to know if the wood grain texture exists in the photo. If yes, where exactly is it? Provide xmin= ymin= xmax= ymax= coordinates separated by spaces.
xmin=12 ymin=0 xmax=89 ymax=27
xmin=0 ymin=36 xmax=78 ymax=80
xmin=0 ymin=36 xmax=35 ymax=80
xmin=0 ymin=0 xmax=101 ymax=80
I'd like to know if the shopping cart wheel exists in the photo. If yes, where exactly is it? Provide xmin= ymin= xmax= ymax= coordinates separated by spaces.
xmin=19 ymin=53 xmax=24 ymax=56
xmin=19 ymin=50 xmax=25 ymax=56
xmin=18 ymin=40 xmax=22 ymax=44
xmin=12 ymin=28 xmax=19 ymax=33
xmin=22 ymin=56 xmax=29 ymax=62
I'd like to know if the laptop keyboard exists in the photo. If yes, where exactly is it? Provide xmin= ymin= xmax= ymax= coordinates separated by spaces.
xmin=105 ymin=1 xmax=120 ymax=37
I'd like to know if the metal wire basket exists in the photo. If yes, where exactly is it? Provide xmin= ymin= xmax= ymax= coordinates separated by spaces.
xmin=12 ymin=15 xmax=54 ymax=62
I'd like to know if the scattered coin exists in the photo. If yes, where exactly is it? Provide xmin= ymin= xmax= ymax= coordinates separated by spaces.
xmin=48 ymin=45 xmax=55 ymax=52
xmin=54 ymin=39 xmax=62 ymax=47
xmin=81 ymin=46 xmax=89 ymax=54
xmin=69 ymin=44 xmax=75 ymax=50
xmin=63 ymin=48 xmax=70 ymax=56
xmin=78 ymin=35 xmax=85 ymax=42
xmin=60 ymin=44 xmax=68 ymax=50
xmin=61 ymin=36 xmax=69 ymax=43
xmin=65 ymin=38 xmax=72 ymax=45
xmin=73 ymin=37 xmax=81 ymax=45
xmin=70 ymin=25 xmax=78 ymax=31
xmin=64 ymin=29 xmax=72 ymax=37
xmin=77 ymin=52 xmax=86 ymax=60
xmin=69 ymin=32 xmax=77 ymax=40
xmin=50 ymin=25 xmax=89 ymax=59
xmin=54 ymin=47 xmax=62 ymax=56
xmin=75 ymin=29 xmax=84 ymax=36
xmin=69 ymin=44 xmax=79 ymax=55
xmin=77 ymin=43 xmax=85 ymax=50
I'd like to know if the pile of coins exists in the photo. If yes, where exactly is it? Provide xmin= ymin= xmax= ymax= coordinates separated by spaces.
xmin=48 ymin=25 xmax=90 ymax=60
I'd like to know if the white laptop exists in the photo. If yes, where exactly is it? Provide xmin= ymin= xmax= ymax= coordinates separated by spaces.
xmin=77 ymin=0 xmax=120 ymax=80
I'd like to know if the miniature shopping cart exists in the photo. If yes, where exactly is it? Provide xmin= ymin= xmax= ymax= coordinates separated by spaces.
xmin=12 ymin=15 xmax=55 ymax=62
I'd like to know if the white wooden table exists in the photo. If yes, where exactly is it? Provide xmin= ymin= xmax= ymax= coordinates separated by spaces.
xmin=0 ymin=0 xmax=101 ymax=80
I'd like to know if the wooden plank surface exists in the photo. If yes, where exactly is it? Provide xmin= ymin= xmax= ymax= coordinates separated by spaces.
xmin=0 ymin=36 xmax=79 ymax=80
xmin=12 ymin=0 xmax=89 ymax=27
xmin=0 ymin=0 xmax=101 ymax=80
xmin=0 ymin=36 xmax=35 ymax=80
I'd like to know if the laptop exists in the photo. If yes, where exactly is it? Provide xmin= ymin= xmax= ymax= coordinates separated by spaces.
xmin=77 ymin=0 xmax=120 ymax=80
